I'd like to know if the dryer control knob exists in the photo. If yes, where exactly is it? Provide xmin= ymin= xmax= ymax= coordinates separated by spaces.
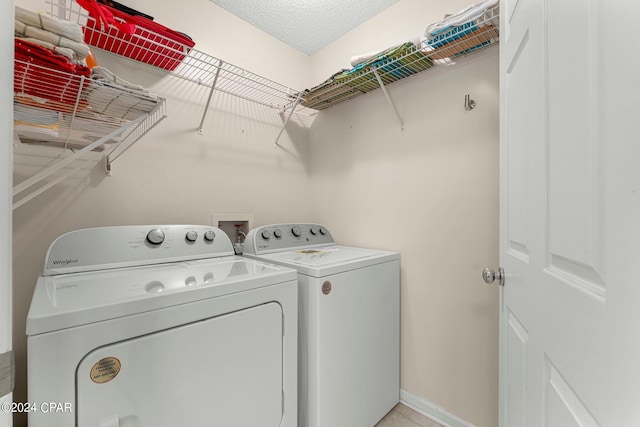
xmin=146 ymin=229 xmax=165 ymax=245
xmin=291 ymin=226 xmax=302 ymax=237
xmin=203 ymin=230 xmax=216 ymax=242
xmin=273 ymin=229 xmax=283 ymax=238
xmin=261 ymin=230 xmax=272 ymax=240
xmin=310 ymin=226 xmax=319 ymax=235
xmin=185 ymin=231 xmax=198 ymax=242
xmin=319 ymin=227 xmax=327 ymax=235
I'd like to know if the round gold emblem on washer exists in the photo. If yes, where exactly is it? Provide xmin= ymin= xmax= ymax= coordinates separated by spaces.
xmin=90 ymin=357 xmax=121 ymax=384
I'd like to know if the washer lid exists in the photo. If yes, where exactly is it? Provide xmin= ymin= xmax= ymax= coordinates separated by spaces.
xmin=252 ymin=245 xmax=399 ymax=277
xmin=26 ymin=256 xmax=297 ymax=336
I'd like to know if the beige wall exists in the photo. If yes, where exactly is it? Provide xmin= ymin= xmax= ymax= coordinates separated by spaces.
xmin=12 ymin=0 xmax=499 ymax=426
xmin=308 ymin=51 xmax=499 ymax=426
xmin=12 ymin=1 xmax=312 ymax=426
xmin=307 ymin=3 xmax=499 ymax=425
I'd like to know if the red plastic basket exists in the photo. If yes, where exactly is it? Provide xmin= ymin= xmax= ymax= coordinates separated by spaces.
xmin=83 ymin=3 xmax=195 ymax=71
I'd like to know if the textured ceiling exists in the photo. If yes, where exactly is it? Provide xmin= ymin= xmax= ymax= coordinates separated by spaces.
xmin=209 ymin=0 xmax=402 ymax=55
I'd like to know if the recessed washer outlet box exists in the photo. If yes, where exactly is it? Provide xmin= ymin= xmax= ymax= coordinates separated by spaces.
xmin=211 ymin=214 xmax=253 ymax=246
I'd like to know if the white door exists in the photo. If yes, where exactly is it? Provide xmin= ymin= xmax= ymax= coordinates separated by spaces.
xmin=1 ymin=0 xmax=14 ymax=426
xmin=499 ymin=0 xmax=640 ymax=426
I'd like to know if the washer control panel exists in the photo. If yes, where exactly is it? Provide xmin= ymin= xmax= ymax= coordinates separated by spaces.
xmin=44 ymin=225 xmax=234 ymax=275
xmin=244 ymin=224 xmax=334 ymax=254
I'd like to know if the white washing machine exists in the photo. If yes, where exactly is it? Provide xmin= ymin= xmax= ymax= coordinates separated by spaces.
xmin=26 ymin=225 xmax=298 ymax=427
xmin=243 ymin=224 xmax=400 ymax=427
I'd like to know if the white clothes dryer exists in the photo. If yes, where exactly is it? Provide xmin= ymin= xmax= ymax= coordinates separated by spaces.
xmin=243 ymin=224 xmax=400 ymax=427
xmin=26 ymin=225 xmax=297 ymax=427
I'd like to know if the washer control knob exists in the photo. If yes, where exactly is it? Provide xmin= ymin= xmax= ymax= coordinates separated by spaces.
xmin=146 ymin=229 xmax=165 ymax=245
xmin=185 ymin=231 xmax=198 ymax=242
xmin=203 ymin=230 xmax=216 ymax=242
xmin=310 ymin=226 xmax=319 ymax=235
xmin=273 ymin=229 xmax=283 ymax=238
xmin=319 ymin=227 xmax=327 ymax=235
xmin=261 ymin=230 xmax=272 ymax=240
xmin=291 ymin=226 xmax=302 ymax=237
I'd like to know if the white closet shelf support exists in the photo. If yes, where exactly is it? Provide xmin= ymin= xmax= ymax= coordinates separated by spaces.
xmin=371 ymin=67 xmax=404 ymax=130
xmin=274 ymin=92 xmax=303 ymax=148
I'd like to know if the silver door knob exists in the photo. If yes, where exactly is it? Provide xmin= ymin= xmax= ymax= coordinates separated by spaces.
xmin=482 ymin=267 xmax=505 ymax=286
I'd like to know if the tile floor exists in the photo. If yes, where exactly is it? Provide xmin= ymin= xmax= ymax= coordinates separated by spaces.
xmin=375 ymin=403 xmax=445 ymax=427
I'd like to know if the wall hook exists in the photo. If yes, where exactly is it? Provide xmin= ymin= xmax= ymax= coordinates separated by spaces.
xmin=465 ymin=94 xmax=476 ymax=111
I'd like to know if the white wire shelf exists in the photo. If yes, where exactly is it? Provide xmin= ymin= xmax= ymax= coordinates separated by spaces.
xmin=300 ymin=5 xmax=499 ymax=112
xmin=13 ymin=55 xmax=166 ymax=209
xmin=48 ymin=0 xmax=315 ymax=122
xmin=41 ymin=0 xmax=497 ymax=142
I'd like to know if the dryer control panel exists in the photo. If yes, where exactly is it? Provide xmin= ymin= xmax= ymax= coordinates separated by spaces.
xmin=243 ymin=224 xmax=334 ymax=255
xmin=44 ymin=225 xmax=234 ymax=275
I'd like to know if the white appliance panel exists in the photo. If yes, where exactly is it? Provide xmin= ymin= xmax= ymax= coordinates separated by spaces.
xmin=77 ymin=303 xmax=284 ymax=427
xmin=244 ymin=223 xmax=400 ymax=427
xmin=299 ymin=261 xmax=400 ymax=427
xmin=28 ymin=281 xmax=298 ymax=427
xmin=27 ymin=225 xmax=298 ymax=427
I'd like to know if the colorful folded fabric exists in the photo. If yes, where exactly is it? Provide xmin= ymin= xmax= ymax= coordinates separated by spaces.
xmin=336 ymin=42 xmax=432 ymax=91
xmin=14 ymin=38 xmax=91 ymax=105
xmin=426 ymin=21 xmax=478 ymax=49
xmin=15 ymin=37 xmax=76 ymax=63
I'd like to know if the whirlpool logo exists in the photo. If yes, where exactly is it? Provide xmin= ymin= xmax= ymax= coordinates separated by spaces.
xmin=52 ymin=258 xmax=79 ymax=266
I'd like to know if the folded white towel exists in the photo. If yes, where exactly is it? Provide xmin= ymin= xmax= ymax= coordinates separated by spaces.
xmin=15 ymin=19 xmax=90 ymax=61
xmin=425 ymin=0 xmax=498 ymax=38
xmin=350 ymin=51 xmax=381 ymax=67
xmin=15 ymin=6 xmax=84 ymax=43
xmin=91 ymin=67 xmax=148 ymax=93
xmin=86 ymin=67 xmax=160 ymax=120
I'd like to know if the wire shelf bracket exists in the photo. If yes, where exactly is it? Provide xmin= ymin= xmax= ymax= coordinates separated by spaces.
xmin=13 ymin=113 xmax=149 ymax=210
xmin=371 ymin=67 xmax=404 ymax=130
xmin=274 ymin=92 xmax=303 ymax=148
xmin=197 ymin=60 xmax=223 ymax=135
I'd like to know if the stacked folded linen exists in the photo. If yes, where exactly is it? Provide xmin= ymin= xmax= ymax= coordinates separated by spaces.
xmin=424 ymin=0 xmax=498 ymax=39
xmin=421 ymin=0 xmax=499 ymax=61
xmin=14 ymin=103 xmax=60 ymax=142
xmin=14 ymin=6 xmax=84 ymax=42
xmin=337 ymin=42 xmax=433 ymax=92
xmin=84 ymin=66 xmax=160 ymax=120
xmin=14 ymin=38 xmax=91 ymax=106
xmin=14 ymin=6 xmax=89 ymax=65
xmin=300 ymin=69 xmax=361 ymax=110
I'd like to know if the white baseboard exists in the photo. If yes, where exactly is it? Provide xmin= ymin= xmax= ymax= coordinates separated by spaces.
xmin=400 ymin=389 xmax=476 ymax=427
